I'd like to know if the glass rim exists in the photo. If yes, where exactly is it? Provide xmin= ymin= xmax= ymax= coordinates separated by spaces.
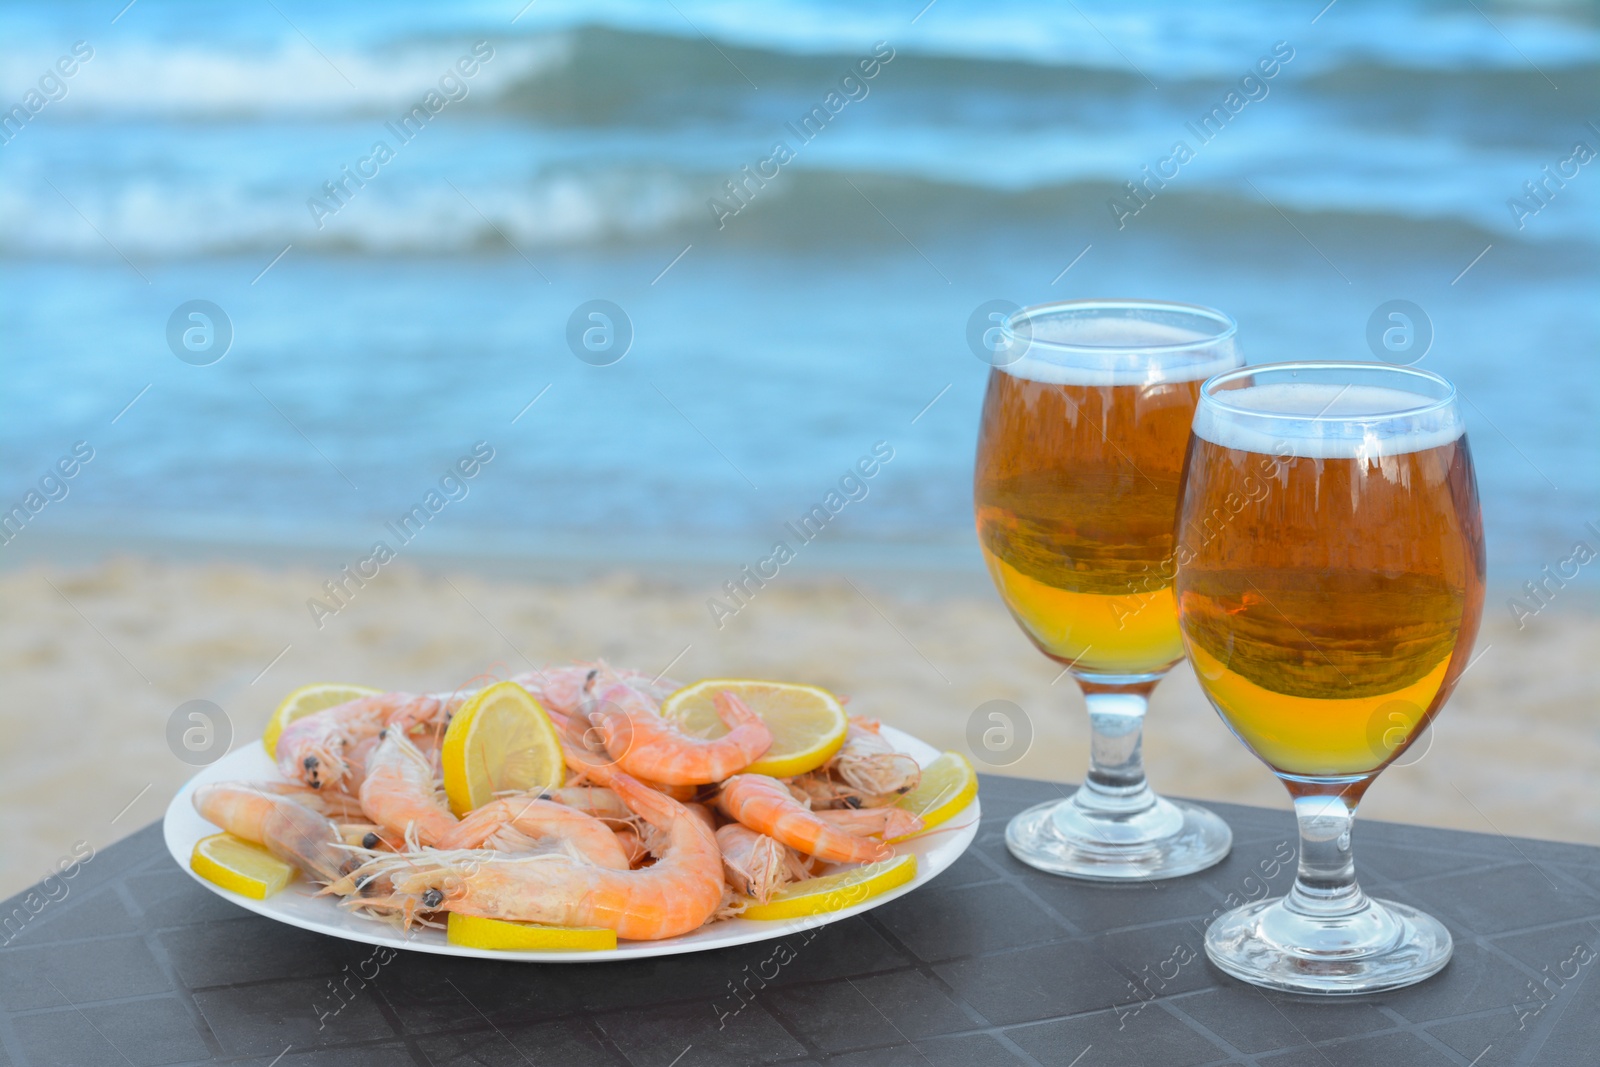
xmin=1199 ymin=360 xmax=1457 ymax=422
xmin=1005 ymin=298 xmax=1238 ymax=353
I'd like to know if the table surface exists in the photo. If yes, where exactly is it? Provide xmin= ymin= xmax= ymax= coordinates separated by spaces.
xmin=1 ymin=775 xmax=1597 ymax=1067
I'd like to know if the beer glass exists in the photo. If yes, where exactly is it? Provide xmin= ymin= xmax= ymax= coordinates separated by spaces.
xmin=1175 ymin=362 xmax=1484 ymax=993
xmin=974 ymin=299 xmax=1238 ymax=880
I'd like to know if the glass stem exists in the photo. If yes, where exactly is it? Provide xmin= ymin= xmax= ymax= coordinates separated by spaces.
xmin=1284 ymin=792 xmax=1369 ymax=919
xmin=1074 ymin=682 xmax=1158 ymax=816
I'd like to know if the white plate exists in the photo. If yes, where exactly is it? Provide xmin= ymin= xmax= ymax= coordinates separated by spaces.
xmin=162 ymin=724 xmax=979 ymax=962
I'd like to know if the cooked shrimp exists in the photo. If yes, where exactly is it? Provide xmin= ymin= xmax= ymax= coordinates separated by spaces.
xmin=276 ymin=691 xmax=449 ymax=792
xmin=336 ymin=823 xmax=399 ymax=850
xmin=683 ymin=801 xmax=718 ymax=836
xmin=615 ymin=827 xmax=649 ymax=867
xmin=346 ymin=752 xmax=724 ymax=940
xmin=718 ymin=774 xmax=891 ymax=864
xmin=786 ymin=772 xmax=881 ymax=810
xmin=579 ymin=666 xmax=772 ymax=785
xmin=359 ymin=730 xmax=457 ymax=847
xmin=257 ymin=782 xmax=368 ymax=822
xmin=513 ymin=662 xmax=679 ymax=716
xmin=832 ymin=718 xmax=921 ymax=797
xmin=532 ymin=786 xmax=633 ymax=826
xmin=194 ymin=783 xmax=356 ymax=884
xmin=715 ymin=824 xmax=790 ymax=903
xmin=341 ymin=734 xmax=383 ymax=794
xmin=815 ymin=806 xmax=924 ymax=840
xmin=545 ymin=699 xmax=751 ymax=794
xmin=437 ymin=795 xmax=630 ymax=869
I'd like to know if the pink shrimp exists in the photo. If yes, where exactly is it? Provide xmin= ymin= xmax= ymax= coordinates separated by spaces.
xmin=815 ymin=806 xmax=924 ymax=841
xmin=834 ymin=718 xmax=922 ymax=796
xmin=615 ymin=827 xmax=649 ymax=867
xmin=340 ymin=734 xmax=383 ymax=794
xmin=275 ymin=691 xmax=449 ymax=792
xmin=544 ymin=702 xmax=756 ymax=795
xmin=256 ymin=782 xmax=368 ymax=822
xmin=531 ymin=786 xmax=634 ymax=826
xmin=578 ymin=666 xmax=772 ymax=785
xmin=437 ymin=795 xmax=630 ymax=869
xmin=358 ymin=730 xmax=457 ymax=847
xmin=715 ymin=824 xmax=792 ymax=903
xmin=513 ymin=662 xmax=679 ymax=716
xmin=718 ymin=774 xmax=892 ymax=864
xmin=345 ymin=751 xmax=724 ymax=940
xmin=789 ymin=720 xmax=922 ymax=809
xmin=683 ymin=801 xmax=718 ymax=835
xmin=194 ymin=783 xmax=357 ymax=884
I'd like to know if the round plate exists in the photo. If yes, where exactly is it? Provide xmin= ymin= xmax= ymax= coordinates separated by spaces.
xmin=162 ymin=724 xmax=979 ymax=962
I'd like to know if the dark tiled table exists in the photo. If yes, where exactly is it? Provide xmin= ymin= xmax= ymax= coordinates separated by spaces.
xmin=2 ymin=775 xmax=1597 ymax=1066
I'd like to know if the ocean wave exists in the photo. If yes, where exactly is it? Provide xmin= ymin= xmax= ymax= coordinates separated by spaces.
xmin=0 ymin=7 xmax=1596 ymax=121
xmin=0 ymin=164 xmax=1563 ymax=261
xmin=0 ymin=38 xmax=565 ymax=118
xmin=0 ymin=167 xmax=708 ymax=257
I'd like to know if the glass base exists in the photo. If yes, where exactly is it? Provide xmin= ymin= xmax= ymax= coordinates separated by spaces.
xmin=1004 ymin=794 xmax=1232 ymax=882
xmin=1205 ymin=895 xmax=1452 ymax=994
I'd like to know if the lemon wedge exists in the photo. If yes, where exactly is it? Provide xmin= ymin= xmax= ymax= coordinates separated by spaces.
xmin=191 ymin=833 xmax=295 ymax=899
xmin=893 ymin=752 xmax=979 ymax=835
xmin=659 ymin=679 xmax=848 ymax=778
xmin=447 ymin=912 xmax=617 ymax=952
xmin=262 ymin=683 xmax=382 ymax=757
xmin=742 ymin=855 xmax=917 ymax=920
xmin=441 ymin=681 xmax=565 ymax=816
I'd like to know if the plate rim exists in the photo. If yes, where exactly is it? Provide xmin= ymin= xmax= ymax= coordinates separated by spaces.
xmin=162 ymin=722 xmax=980 ymax=962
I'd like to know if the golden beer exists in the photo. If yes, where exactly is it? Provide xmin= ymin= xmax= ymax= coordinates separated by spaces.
xmin=1181 ymin=363 xmax=1483 ymax=996
xmin=979 ymin=300 xmax=1239 ymax=883
xmin=1175 ymin=383 xmax=1486 ymax=779
xmin=975 ymin=373 xmax=1209 ymax=675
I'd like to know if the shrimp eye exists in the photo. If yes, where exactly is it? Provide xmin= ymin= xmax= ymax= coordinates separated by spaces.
xmin=844 ymin=796 xmax=862 ymax=809
xmin=303 ymin=756 xmax=319 ymax=769
xmin=378 ymin=728 xmax=387 ymax=740
xmin=361 ymin=832 xmax=380 ymax=850
xmin=355 ymin=873 xmax=375 ymax=892
xmin=421 ymin=888 xmax=444 ymax=908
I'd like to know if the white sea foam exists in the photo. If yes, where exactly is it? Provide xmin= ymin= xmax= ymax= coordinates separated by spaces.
xmin=0 ymin=169 xmax=705 ymax=256
xmin=1193 ymin=382 xmax=1464 ymax=458
xmin=0 ymin=39 xmax=564 ymax=116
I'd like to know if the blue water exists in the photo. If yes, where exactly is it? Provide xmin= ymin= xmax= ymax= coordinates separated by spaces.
xmin=0 ymin=0 xmax=1596 ymax=585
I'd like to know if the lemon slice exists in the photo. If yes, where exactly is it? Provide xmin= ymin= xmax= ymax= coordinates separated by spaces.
xmin=893 ymin=752 xmax=978 ymax=835
xmin=191 ymin=833 xmax=295 ymax=899
xmin=447 ymin=912 xmax=617 ymax=952
xmin=743 ymin=855 xmax=917 ymax=920
xmin=659 ymin=679 xmax=848 ymax=778
xmin=441 ymin=681 xmax=565 ymax=816
xmin=263 ymin=683 xmax=382 ymax=756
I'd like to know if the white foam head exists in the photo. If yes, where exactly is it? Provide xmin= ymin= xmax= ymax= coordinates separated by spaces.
xmin=1193 ymin=381 xmax=1464 ymax=459
xmin=997 ymin=303 xmax=1241 ymax=387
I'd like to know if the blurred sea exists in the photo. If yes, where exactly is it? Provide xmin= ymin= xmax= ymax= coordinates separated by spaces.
xmin=0 ymin=0 xmax=1596 ymax=588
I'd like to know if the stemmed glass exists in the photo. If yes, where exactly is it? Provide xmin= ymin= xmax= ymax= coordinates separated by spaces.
xmin=1174 ymin=361 xmax=1485 ymax=993
xmin=973 ymin=300 xmax=1238 ymax=880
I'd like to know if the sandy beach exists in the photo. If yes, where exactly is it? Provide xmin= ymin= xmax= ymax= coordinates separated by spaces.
xmin=1 ymin=554 xmax=1593 ymax=899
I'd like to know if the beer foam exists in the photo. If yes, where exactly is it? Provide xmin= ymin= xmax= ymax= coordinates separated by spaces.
xmin=1000 ymin=318 xmax=1240 ymax=387
xmin=1193 ymin=383 xmax=1464 ymax=458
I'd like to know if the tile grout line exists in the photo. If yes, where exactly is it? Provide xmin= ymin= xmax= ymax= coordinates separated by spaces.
xmin=112 ymin=875 xmax=232 ymax=1063
xmin=367 ymin=965 xmax=439 ymax=1066
xmin=860 ymin=911 xmax=1051 ymax=1067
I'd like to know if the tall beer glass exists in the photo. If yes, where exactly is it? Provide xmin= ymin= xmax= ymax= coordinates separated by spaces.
xmin=1175 ymin=362 xmax=1484 ymax=993
xmin=974 ymin=300 xmax=1238 ymax=880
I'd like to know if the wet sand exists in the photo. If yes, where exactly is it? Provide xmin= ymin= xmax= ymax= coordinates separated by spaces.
xmin=0 ymin=555 xmax=1592 ymax=898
